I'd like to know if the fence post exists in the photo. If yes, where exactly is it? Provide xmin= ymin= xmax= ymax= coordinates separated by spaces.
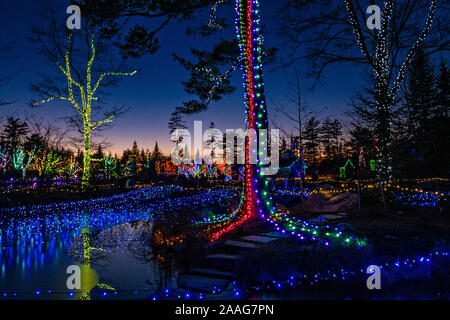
xmin=380 ymin=182 xmax=386 ymax=211
xmin=357 ymin=180 xmax=362 ymax=215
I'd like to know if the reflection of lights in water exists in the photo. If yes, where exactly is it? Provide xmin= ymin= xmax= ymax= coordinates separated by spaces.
xmin=0 ymin=186 xmax=239 ymax=247
xmin=1 ymin=221 xmax=448 ymax=300
xmin=74 ymin=227 xmax=115 ymax=301
xmin=0 ymin=186 xmax=239 ymax=299
xmin=1 ymin=179 xmax=448 ymax=299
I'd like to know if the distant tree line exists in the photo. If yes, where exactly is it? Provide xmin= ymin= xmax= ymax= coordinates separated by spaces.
xmin=0 ymin=116 xmax=174 ymax=185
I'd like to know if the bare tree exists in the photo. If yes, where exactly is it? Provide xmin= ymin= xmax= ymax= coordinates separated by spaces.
xmin=29 ymin=4 xmax=136 ymax=189
xmin=270 ymin=69 xmax=319 ymax=192
xmin=26 ymin=115 xmax=68 ymax=150
xmin=279 ymin=0 xmax=448 ymax=181
xmin=32 ymin=33 xmax=136 ymax=189
xmin=271 ymin=69 xmax=315 ymax=159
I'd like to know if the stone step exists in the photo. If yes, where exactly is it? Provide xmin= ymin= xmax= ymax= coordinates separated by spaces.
xmin=319 ymin=214 xmax=345 ymax=221
xmin=224 ymin=240 xmax=258 ymax=249
xmin=189 ymin=267 xmax=237 ymax=279
xmin=206 ymin=253 xmax=241 ymax=260
xmin=260 ymin=232 xmax=289 ymax=238
xmin=241 ymin=235 xmax=278 ymax=244
xmin=179 ymin=275 xmax=229 ymax=294
xmin=205 ymin=253 xmax=241 ymax=270
xmin=307 ymin=218 xmax=327 ymax=224
xmin=336 ymin=212 xmax=349 ymax=216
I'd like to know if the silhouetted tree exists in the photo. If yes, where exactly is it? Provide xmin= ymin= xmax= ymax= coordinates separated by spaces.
xmin=320 ymin=118 xmax=334 ymax=163
xmin=1 ymin=117 xmax=29 ymax=150
xmin=303 ymin=117 xmax=321 ymax=165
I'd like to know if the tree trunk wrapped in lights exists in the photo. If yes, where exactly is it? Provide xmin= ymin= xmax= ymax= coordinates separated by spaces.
xmin=344 ymin=0 xmax=437 ymax=182
xmin=278 ymin=0 xmax=442 ymax=182
xmin=13 ymin=146 xmax=36 ymax=177
xmin=12 ymin=148 xmax=25 ymax=170
xmin=104 ymin=154 xmax=117 ymax=180
xmin=0 ymin=145 xmax=11 ymax=174
xmin=66 ymin=156 xmax=81 ymax=177
xmin=33 ymin=33 xmax=136 ymax=189
xmin=204 ymin=0 xmax=275 ymax=241
xmin=32 ymin=149 xmax=63 ymax=177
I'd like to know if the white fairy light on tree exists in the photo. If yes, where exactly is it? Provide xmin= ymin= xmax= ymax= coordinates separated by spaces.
xmin=208 ymin=0 xmax=228 ymax=30
xmin=12 ymin=146 xmax=36 ymax=177
xmin=344 ymin=0 xmax=438 ymax=182
xmin=12 ymin=148 xmax=25 ymax=170
xmin=196 ymin=58 xmax=240 ymax=104
xmin=0 ymin=145 xmax=11 ymax=174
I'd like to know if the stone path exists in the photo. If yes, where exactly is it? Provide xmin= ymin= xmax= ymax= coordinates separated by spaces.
xmin=319 ymin=214 xmax=344 ymax=221
xmin=241 ymin=235 xmax=278 ymax=243
xmin=260 ymin=231 xmax=289 ymax=238
xmin=224 ymin=240 xmax=258 ymax=249
xmin=180 ymin=232 xmax=284 ymax=296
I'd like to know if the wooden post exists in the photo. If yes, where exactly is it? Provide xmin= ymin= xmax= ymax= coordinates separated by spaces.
xmin=357 ymin=180 xmax=361 ymax=215
xmin=380 ymin=182 xmax=386 ymax=211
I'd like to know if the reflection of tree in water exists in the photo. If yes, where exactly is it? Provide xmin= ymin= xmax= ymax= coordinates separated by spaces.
xmin=69 ymin=219 xmax=177 ymax=294
xmin=67 ymin=215 xmax=154 ymax=299
xmin=67 ymin=227 xmax=115 ymax=300
xmin=69 ymin=229 xmax=109 ymax=266
xmin=134 ymin=209 xmax=209 ymax=294
xmin=151 ymin=237 xmax=179 ymax=292
xmin=67 ymin=209 xmax=209 ymax=295
xmin=129 ymin=219 xmax=180 ymax=292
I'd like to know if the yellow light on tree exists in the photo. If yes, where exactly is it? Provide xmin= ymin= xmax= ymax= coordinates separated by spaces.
xmin=33 ymin=33 xmax=137 ymax=189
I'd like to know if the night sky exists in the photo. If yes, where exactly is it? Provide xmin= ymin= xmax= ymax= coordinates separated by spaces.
xmin=0 ymin=0 xmax=363 ymax=155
